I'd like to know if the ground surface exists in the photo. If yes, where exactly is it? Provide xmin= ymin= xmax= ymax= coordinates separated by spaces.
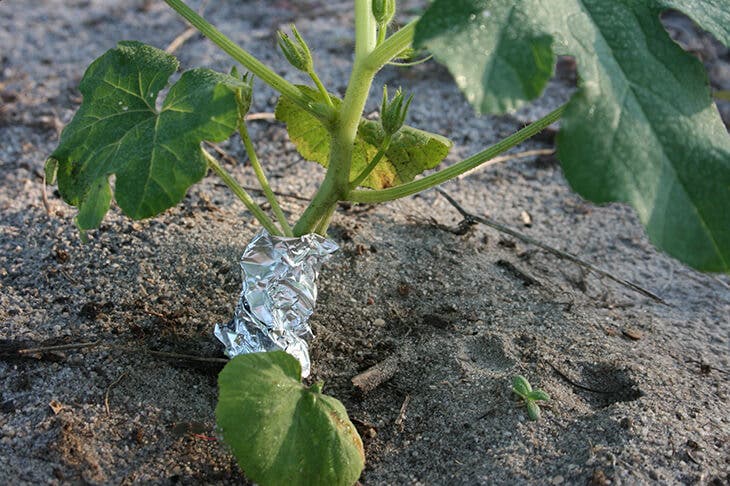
xmin=1 ymin=1 xmax=729 ymax=484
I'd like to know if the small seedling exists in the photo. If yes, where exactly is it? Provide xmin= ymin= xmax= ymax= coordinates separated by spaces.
xmin=512 ymin=375 xmax=551 ymax=421
xmin=43 ymin=0 xmax=729 ymax=484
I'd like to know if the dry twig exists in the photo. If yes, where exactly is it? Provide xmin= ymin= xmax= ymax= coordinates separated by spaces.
xmin=436 ymin=188 xmax=667 ymax=305
xmin=352 ymin=354 xmax=401 ymax=393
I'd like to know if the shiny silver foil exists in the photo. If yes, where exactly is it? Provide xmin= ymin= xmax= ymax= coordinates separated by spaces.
xmin=214 ymin=230 xmax=338 ymax=378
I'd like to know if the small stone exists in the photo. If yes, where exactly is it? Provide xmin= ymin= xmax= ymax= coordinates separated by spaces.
xmin=622 ymin=328 xmax=643 ymax=340
xmin=551 ymin=475 xmax=564 ymax=485
xmin=373 ymin=318 xmax=386 ymax=327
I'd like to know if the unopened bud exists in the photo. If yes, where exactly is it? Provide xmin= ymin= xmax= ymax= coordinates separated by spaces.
xmin=380 ymin=85 xmax=413 ymax=136
xmin=229 ymin=67 xmax=254 ymax=115
xmin=277 ymin=25 xmax=313 ymax=73
xmin=372 ymin=0 xmax=396 ymax=25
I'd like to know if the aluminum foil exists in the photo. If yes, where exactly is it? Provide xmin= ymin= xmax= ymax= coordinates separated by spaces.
xmin=214 ymin=230 xmax=338 ymax=378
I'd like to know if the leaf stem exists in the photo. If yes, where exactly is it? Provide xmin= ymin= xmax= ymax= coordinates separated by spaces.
xmin=238 ymin=121 xmax=293 ymax=236
xmin=309 ymin=69 xmax=334 ymax=109
xmin=347 ymin=104 xmax=565 ymax=203
xmin=292 ymin=0 xmax=379 ymax=236
xmin=364 ymin=19 xmax=417 ymax=71
xmin=203 ymin=149 xmax=283 ymax=236
xmin=163 ymin=0 xmax=333 ymax=122
xmin=349 ymin=136 xmax=391 ymax=190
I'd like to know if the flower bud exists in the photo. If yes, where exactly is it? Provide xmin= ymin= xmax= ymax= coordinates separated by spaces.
xmin=277 ymin=25 xmax=313 ymax=73
xmin=380 ymin=85 xmax=413 ymax=136
xmin=229 ymin=67 xmax=254 ymax=114
xmin=372 ymin=0 xmax=396 ymax=26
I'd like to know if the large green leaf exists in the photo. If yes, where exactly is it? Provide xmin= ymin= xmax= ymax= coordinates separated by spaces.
xmin=217 ymin=352 xmax=365 ymax=486
xmin=47 ymin=41 xmax=243 ymax=230
xmin=414 ymin=0 xmax=555 ymax=114
xmin=657 ymin=0 xmax=730 ymax=46
xmin=416 ymin=0 xmax=730 ymax=272
xmin=275 ymin=86 xmax=452 ymax=189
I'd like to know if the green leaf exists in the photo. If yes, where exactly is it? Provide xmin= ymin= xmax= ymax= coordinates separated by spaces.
xmin=414 ymin=0 xmax=555 ymax=114
xmin=526 ymin=400 xmax=541 ymax=421
xmin=217 ymin=352 xmax=365 ymax=486
xmin=417 ymin=0 xmax=730 ymax=272
xmin=512 ymin=375 xmax=532 ymax=397
xmin=527 ymin=389 xmax=550 ymax=402
xmin=275 ymin=85 xmax=452 ymax=189
xmin=657 ymin=0 xmax=730 ymax=46
xmin=47 ymin=41 xmax=243 ymax=230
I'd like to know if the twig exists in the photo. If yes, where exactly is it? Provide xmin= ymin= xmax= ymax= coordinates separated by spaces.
xmin=457 ymin=148 xmax=555 ymax=179
xmin=10 ymin=340 xmax=227 ymax=365
xmin=436 ymin=188 xmax=667 ymax=305
xmin=41 ymin=169 xmax=52 ymax=216
xmin=164 ymin=0 xmax=209 ymax=54
xmin=245 ymin=112 xmax=277 ymax=122
xmin=547 ymin=361 xmax=613 ymax=395
xmin=145 ymin=350 xmax=227 ymax=364
xmin=394 ymin=395 xmax=411 ymax=432
xmin=352 ymin=354 xmax=401 ymax=393
xmin=165 ymin=27 xmax=198 ymax=54
xmin=105 ymin=371 xmax=128 ymax=415
xmin=204 ymin=141 xmax=240 ymax=166
xmin=17 ymin=341 xmax=101 ymax=355
xmin=495 ymin=259 xmax=541 ymax=286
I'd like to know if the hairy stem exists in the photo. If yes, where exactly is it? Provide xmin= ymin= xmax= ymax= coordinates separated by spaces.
xmin=347 ymin=104 xmax=565 ymax=203
xmin=238 ymin=122 xmax=293 ymax=236
xmin=292 ymin=0 xmax=378 ymax=236
xmin=203 ymin=149 xmax=283 ymax=236
xmin=164 ymin=0 xmax=333 ymax=122
xmin=365 ymin=19 xmax=416 ymax=71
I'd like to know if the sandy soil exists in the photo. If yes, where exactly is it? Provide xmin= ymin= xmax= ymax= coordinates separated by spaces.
xmin=1 ymin=1 xmax=728 ymax=484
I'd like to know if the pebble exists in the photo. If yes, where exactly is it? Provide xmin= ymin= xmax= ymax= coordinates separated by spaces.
xmin=373 ymin=318 xmax=386 ymax=327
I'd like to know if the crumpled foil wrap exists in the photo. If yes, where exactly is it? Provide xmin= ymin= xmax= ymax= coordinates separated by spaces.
xmin=214 ymin=230 xmax=338 ymax=378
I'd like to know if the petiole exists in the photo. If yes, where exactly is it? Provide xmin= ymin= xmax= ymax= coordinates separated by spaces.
xmin=203 ymin=149 xmax=283 ymax=236
xmin=346 ymin=104 xmax=566 ymax=204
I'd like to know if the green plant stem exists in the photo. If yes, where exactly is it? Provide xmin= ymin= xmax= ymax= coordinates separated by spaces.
xmin=163 ymin=0 xmax=333 ymax=122
xmin=309 ymin=69 xmax=334 ymax=109
xmin=203 ymin=149 xmax=283 ymax=236
xmin=377 ymin=24 xmax=387 ymax=46
xmin=238 ymin=122 xmax=293 ymax=236
xmin=355 ymin=0 xmax=378 ymax=61
xmin=292 ymin=0 xmax=378 ymax=236
xmin=314 ymin=205 xmax=336 ymax=236
xmin=365 ymin=19 xmax=416 ymax=71
xmin=349 ymin=136 xmax=391 ymax=190
xmin=347 ymin=104 xmax=566 ymax=203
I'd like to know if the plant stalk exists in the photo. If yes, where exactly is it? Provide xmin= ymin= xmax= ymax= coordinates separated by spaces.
xmin=203 ymin=149 xmax=283 ymax=236
xmin=163 ymin=0 xmax=333 ymax=122
xmin=238 ymin=122 xmax=293 ymax=236
xmin=291 ymin=0 xmax=378 ymax=236
xmin=347 ymin=104 xmax=566 ymax=203
xmin=364 ymin=19 xmax=417 ymax=71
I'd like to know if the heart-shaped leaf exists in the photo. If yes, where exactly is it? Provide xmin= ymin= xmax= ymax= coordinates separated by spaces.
xmin=217 ymin=352 xmax=365 ymax=486
xmin=47 ymin=41 xmax=244 ymax=231
xmin=417 ymin=0 xmax=730 ymax=272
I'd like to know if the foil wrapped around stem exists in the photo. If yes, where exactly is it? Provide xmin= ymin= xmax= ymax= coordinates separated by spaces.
xmin=214 ymin=230 xmax=338 ymax=378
